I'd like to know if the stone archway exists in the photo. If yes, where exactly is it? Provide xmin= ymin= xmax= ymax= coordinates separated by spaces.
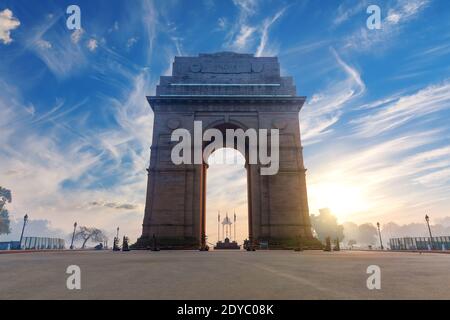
xmin=136 ymin=52 xmax=318 ymax=249
xmin=201 ymin=122 xmax=252 ymax=249
xmin=204 ymin=146 xmax=248 ymax=246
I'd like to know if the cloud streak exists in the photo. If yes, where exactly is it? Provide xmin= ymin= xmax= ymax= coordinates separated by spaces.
xmin=300 ymin=48 xmax=366 ymax=143
xmin=306 ymin=75 xmax=450 ymax=226
xmin=343 ymin=0 xmax=430 ymax=51
xmin=226 ymin=0 xmax=286 ymax=55
xmin=351 ymin=81 xmax=450 ymax=137
xmin=255 ymin=8 xmax=285 ymax=57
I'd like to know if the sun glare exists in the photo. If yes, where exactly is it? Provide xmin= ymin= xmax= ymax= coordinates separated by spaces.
xmin=309 ymin=182 xmax=370 ymax=222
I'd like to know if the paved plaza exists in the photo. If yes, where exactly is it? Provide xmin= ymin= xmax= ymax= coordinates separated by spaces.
xmin=0 ymin=250 xmax=449 ymax=299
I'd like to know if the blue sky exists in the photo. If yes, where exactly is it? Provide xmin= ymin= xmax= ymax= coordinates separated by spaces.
xmin=1 ymin=0 xmax=450 ymax=243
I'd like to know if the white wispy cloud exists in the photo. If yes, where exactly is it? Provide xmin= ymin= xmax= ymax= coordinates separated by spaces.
xmin=141 ymin=0 xmax=158 ymax=64
xmin=217 ymin=17 xmax=227 ymax=30
xmin=226 ymin=0 xmax=259 ymax=51
xmin=87 ymin=38 xmax=98 ymax=51
xmin=344 ymin=0 xmax=430 ymax=51
xmin=332 ymin=48 xmax=365 ymax=90
xmin=386 ymin=0 xmax=429 ymax=24
xmin=232 ymin=0 xmax=258 ymax=16
xmin=306 ymin=77 xmax=450 ymax=225
xmin=26 ymin=15 xmax=86 ymax=78
xmin=0 ymin=31 xmax=154 ymax=240
xmin=352 ymin=81 xmax=450 ymax=137
xmin=255 ymin=8 xmax=285 ymax=57
xmin=171 ymin=36 xmax=183 ymax=56
xmin=300 ymin=48 xmax=366 ymax=143
xmin=71 ymin=28 xmax=84 ymax=44
xmin=414 ymin=167 xmax=450 ymax=187
xmin=333 ymin=0 xmax=369 ymax=26
xmin=233 ymin=25 xmax=257 ymax=50
xmin=0 ymin=75 xmax=152 ymax=241
xmin=126 ymin=37 xmax=138 ymax=49
xmin=227 ymin=1 xmax=287 ymax=55
xmin=281 ymin=40 xmax=329 ymax=57
xmin=0 ymin=8 xmax=20 ymax=44
xmin=36 ymin=39 xmax=52 ymax=49
xmin=88 ymin=201 xmax=138 ymax=210
xmin=307 ymin=128 xmax=450 ymax=224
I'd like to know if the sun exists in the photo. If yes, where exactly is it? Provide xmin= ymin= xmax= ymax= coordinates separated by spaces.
xmin=308 ymin=182 xmax=370 ymax=222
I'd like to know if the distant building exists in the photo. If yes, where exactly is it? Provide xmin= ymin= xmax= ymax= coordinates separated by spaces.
xmin=390 ymin=236 xmax=450 ymax=251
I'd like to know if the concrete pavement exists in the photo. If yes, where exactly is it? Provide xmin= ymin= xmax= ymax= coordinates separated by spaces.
xmin=0 ymin=250 xmax=449 ymax=299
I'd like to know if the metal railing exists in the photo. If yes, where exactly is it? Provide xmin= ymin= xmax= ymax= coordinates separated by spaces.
xmin=389 ymin=236 xmax=450 ymax=250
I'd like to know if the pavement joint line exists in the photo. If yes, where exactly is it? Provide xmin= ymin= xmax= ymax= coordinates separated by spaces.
xmin=232 ymin=259 xmax=353 ymax=299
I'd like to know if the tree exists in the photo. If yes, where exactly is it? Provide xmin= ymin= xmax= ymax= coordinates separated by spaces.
xmin=74 ymin=226 xmax=107 ymax=249
xmin=347 ymin=239 xmax=357 ymax=248
xmin=342 ymin=221 xmax=359 ymax=242
xmin=358 ymin=223 xmax=378 ymax=245
xmin=0 ymin=186 xmax=12 ymax=211
xmin=0 ymin=208 xmax=11 ymax=236
xmin=310 ymin=208 xmax=344 ymax=242
xmin=343 ymin=221 xmax=378 ymax=246
xmin=0 ymin=187 xmax=12 ymax=236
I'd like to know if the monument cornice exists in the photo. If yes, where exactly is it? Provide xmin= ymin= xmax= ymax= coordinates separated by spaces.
xmin=147 ymin=95 xmax=307 ymax=112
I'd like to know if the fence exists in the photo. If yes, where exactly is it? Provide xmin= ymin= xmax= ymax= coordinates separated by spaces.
xmin=20 ymin=237 xmax=65 ymax=250
xmin=389 ymin=236 xmax=450 ymax=251
xmin=0 ymin=241 xmax=20 ymax=250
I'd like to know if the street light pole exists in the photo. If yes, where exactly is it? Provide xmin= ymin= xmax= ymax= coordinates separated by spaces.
xmin=19 ymin=214 xmax=28 ymax=249
xmin=116 ymin=227 xmax=120 ymax=239
xmin=425 ymin=214 xmax=434 ymax=249
xmin=217 ymin=211 xmax=220 ymax=244
xmin=376 ymin=222 xmax=384 ymax=250
xmin=70 ymin=222 xmax=77 ymax=249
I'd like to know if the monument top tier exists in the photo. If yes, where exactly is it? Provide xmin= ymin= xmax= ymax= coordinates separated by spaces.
xmin=155 ymin=52 xmax=297 ymax=97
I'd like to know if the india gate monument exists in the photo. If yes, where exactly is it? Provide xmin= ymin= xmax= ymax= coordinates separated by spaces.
xmin=136 ymin=52 xmax=319 ymax=249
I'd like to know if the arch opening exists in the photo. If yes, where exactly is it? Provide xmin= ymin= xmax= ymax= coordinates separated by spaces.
xmin=205 ymin=148 xmax=249 ymax=249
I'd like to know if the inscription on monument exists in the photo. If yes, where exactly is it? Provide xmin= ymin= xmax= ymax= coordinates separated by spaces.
xmin=190 ymin=62 xmax=264 ymax=74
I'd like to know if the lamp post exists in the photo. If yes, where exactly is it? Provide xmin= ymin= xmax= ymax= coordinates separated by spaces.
xmin=217 ymin=211 xmax=220 ymax=243
xmin=425 ymin=214 xmax=434 ymax=249
xmin=116 ymin=227 xmax=120 ymax=239
xmin=70 ymin=222 xmax=77 ymax=249
xmin=19 ymin=214 xmax=28 ymax=249
xmin=376 ymin=222 xmax=384 ymax=250
xmin=234 ymin=212 xmax=236 ymax=242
